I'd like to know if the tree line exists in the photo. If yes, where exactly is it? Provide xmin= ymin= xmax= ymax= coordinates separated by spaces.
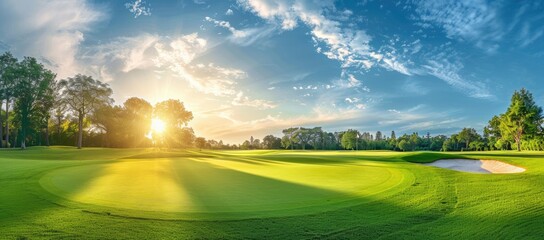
xmin=0 ymin=52 xmax=211 ymax=149
xmin=237 ymin=89 xmax=543 ymax=152
xmin=1 ymin=52 xmax=542 ymax=151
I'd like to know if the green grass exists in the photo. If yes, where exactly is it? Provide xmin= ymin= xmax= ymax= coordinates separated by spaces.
xmin=0 ymin=147 xmax=543 ymax=239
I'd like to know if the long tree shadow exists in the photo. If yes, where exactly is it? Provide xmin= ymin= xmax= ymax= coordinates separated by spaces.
xmin=167 ymin=158 xmax=361 ymax=218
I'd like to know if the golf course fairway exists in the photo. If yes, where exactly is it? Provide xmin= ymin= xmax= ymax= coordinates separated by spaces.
xmin=1 ymin=147 xmax=543 ymax=239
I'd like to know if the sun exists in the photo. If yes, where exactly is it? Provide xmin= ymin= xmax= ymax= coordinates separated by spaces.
xmin=151 ymin=118 xmax=166 ymax=133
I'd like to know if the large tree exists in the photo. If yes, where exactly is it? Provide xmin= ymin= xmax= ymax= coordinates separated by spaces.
xmin=12 ymin=57 xmax=56 ymax=149
xmin=59 ymin=75 xmax=113 ymax=149
xmin=154 ymin=99 xmax=193 ymax=147
xmin=499 ymin=88 xmax=543 ymax=151
xmin=0 ymin=52 xmax=18 ymax=147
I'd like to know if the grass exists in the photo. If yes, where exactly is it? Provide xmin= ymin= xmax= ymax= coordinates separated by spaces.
xmin=0 ymin=147 xmax=543 ymax=239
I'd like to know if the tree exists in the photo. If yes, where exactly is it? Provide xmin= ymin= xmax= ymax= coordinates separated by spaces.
xmin=0 ymin=52 xmax=18 ymax=147
xmin=341 ymin=129 xmax=358 ymax=150
xmin=430 ymin=135 xmax=447 ymax=151
xmin=59 ymin=74 xmax=113 ymax=149
xmin=484 ymin=115 xmax=502 ymax=150
xmin=179 ymin=127 xmax=196 ymax=148
xmin=123 ymin=97 xmax=152 ymax=147
xmin=91 ymin=105 xmax=124 ymax=147
xmin=34 ymin=78 xmax=56 ymax=146
xmin=375 ymin=131 xmax=383 ymax=141
xmin=263 ymin=135 xmax=281 ymax=149
xmin=398 ymin=139 xmax=411 ymax=152
xmin=281 ymin=135 xmax=292 ymax=149
xmin=154 ymin=99 xmax=193 ymax=128
xmin=322 ymin=132 xmax=338 ymax=150
xmin=499 ymin=89 xmax=543 ymax=151
xmin=154 ymin=99 xmax=193 ymax=146
xmin=457 ymin=128 xmax=479 ymax=150
xmin=409 ymin=133 xmax=420 ymax=151
xmin=195 ymin=137 xmax=206 ymax=150
xmin=282 ymin=127 xmax=299 ymax=150
xmin=13 ymin=57 xmax=56 ymax=149
xmin=308 ymin=127 xmax=323 ymax=149
xmin=294 ymin=127 xmax=313 ymax=150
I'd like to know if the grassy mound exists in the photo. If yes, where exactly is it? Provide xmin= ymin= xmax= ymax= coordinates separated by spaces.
xmin=39 ymin=152 xmax=409 ymax=220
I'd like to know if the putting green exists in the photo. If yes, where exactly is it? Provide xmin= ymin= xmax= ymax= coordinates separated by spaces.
xmin=39 ymin=156 xmax=411 ymax=219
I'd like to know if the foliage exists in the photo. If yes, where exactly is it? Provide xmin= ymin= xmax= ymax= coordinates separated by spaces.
xmin=59 ymin=74 xmax=113 ymax=148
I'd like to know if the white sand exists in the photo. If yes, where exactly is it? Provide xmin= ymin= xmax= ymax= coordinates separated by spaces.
xmin=423 ymin=159 xmax=525 ymax=174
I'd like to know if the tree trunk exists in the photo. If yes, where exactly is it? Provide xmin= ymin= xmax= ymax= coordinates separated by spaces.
xmin=77 ymin=113 xmax=83 ymax=149
xmin=13 ymin=130 xmax=17 ymax=148
xmin=5 ymin=99 xmax=9 ymax=148
xmin=56 ymin=115 xmax=62 ymax=145
xmin=21 ymin=108 xmax=27 ymax=150
xmin=45 ymin=126 xmax=50 ymax=146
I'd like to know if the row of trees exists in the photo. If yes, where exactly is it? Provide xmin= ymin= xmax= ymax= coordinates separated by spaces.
xmin=2 ymin=51 xmax=542 ymax=151
xmin=0 ymin=52 xmax=208 ymax=149
xmin=237 ymin=89 xmax=543 ymax=152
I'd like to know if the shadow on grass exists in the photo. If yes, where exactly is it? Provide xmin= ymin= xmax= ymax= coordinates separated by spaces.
xmin=400 ymin=152 xmax=478 ymax=163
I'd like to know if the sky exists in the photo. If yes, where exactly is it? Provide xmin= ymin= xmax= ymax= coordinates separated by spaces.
xmin=1 ymin=0 xmax=543 ymax=143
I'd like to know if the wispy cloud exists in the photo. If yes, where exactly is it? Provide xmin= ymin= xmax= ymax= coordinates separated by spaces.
xmin=125 ymin=0 xmax=152 ymax=18
xmin=237 ymin=0 xmax=412 ymax=76
xmin=232 ymin=91 xmax=277 ymax=109
xmin=204 ymin=16 xmax=276 ymax=46
xmin=422 ymin=59 xmax=492 ymax=99
xmin=411 ymin=0 xmax=502 ymax=52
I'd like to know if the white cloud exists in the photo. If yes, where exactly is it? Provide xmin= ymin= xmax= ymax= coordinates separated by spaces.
xmin=83 ymin=33 xmax=246 ymax=97
xmin=232 ymin=91 xmax=277 ymax=109
xmin=125 ymin=0 xmax=152 ymax=18
xmin=332 ymin=74 xmax=369 ymax=91
xmin=226 ymin=9 xmax=234 ymax=15
xmin=191 ymin=63 xmax=247 ymax=80
xmin=344 ymin=97 xmax=359 ymax=103
xmin=153 ymin=34 xmax=240 ymax=96
xmin=0 ymin=0 xmax=105 ymax=78
xmin=205 ymin=17 xmax=276 ymax=46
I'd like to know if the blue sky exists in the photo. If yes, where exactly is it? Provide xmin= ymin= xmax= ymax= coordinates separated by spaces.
xmin=1 ymin=0 xmax=543 ymax=143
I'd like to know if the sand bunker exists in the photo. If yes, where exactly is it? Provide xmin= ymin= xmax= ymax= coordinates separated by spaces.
xmin=424 ymin=159 xmax=525 ymax=174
